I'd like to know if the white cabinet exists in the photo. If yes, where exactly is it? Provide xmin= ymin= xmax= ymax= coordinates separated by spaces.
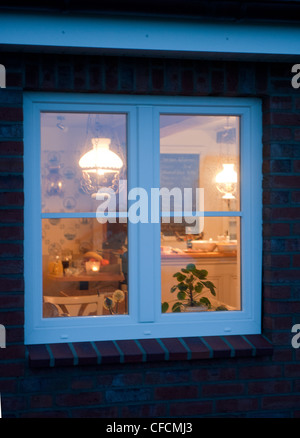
xmin=161 ymin=253 xmax=240 ymax=310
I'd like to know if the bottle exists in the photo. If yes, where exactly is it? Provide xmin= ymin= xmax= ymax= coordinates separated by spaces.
xmin=53 ymin=256 xmax=63 ymax=277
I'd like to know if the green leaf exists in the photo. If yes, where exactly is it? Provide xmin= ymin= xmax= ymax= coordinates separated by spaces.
xmin=202 ymin=280 xmax=217 ymax=296
xmin=177 ymin=291 xmax=186 ymax=300
xmin=172 ymin=302 xmax=182 ymax=312
xmin=193 ymin=269 xmax=208 ymax=280
xmin=186 ymin=263 xmax=196 ymax=271
xmin=181 ymin=268 xmax=189 ymax=273
xmin=170 ymin=285 xmax=177 ymax=293
xmin=194 ymin=283 xmax=204 ymax=293
xmin=161 ymin=302 xmax=169 ymax=313
xmin=216 ymin=305 xmax=228 ymax=311
xmin=199 ymin=297 xmax=211 ymax=308
xmin=176 ymin=273 xmax=187 ymax=282
xmin=177 ymin=282 xmax=188 ymax=291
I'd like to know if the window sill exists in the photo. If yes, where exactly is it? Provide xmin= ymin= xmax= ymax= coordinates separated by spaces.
xmin=26 ymin=335 xmax=273 ymax=368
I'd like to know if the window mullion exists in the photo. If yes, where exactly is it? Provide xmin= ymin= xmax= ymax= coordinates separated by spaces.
xmin=135 ymin=106 xmax=158 ymax=324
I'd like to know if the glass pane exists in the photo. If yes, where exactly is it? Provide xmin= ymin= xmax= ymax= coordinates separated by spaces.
xmin=41 ymin=112 xmax=127 ymax=213
xmin=160 ymin=114 xmax=240 ymax=212
xmin=42 ymin=218 xmax=128 ymax=318
xmin=161 ymin=217 xmax=241 ymax=313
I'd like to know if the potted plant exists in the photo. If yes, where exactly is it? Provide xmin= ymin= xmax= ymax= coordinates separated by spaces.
xmin=162 ymin=263 xmax=226 ymax=313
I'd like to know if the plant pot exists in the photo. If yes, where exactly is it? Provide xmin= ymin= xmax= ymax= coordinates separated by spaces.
xmin=184 ymin=305 xmax=208 ymax=312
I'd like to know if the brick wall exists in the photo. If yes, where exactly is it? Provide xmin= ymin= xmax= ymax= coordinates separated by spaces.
xmin=0 ymin=53 xmax=299 ymax=418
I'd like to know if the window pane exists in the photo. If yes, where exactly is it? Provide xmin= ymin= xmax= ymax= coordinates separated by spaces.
xmin=161 ymin=217 xmax=241 ymax=312
xmin=41 ymin=112 xmax=127 ymax=213
xmin=42 ymin=218 xmax=128 ymax=318
xmin=160 ymin=114 xmax=240 ymax=212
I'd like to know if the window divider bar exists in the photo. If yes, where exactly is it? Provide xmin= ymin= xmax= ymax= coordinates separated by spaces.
xmin=41 ymin=212 xmax=128 ymax=219
xmin=160 ymin=211 xmax=242 ymax=217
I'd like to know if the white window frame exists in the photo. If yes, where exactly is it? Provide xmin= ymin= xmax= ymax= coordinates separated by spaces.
xmin=24 ymin=93 xmax=262 ymax=345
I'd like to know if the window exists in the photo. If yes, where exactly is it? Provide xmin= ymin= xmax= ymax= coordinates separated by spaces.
xmin=24 ymin=94 xmax=262 ymax=344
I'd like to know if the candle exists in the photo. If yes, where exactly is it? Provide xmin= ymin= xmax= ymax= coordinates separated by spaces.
xmin=85 ymin=260 xmax=100 ymax=273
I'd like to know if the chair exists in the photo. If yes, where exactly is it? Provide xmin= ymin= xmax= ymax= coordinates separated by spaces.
xmin=43 ymin=294 xmax=105 ymax=317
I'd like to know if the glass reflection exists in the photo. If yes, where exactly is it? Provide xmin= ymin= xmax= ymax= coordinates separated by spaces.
xmin=41 ymin=112 xmax=127 ymax=213
xmin=161 ymin=216 xmax=241 ymax=312
xmin=42 ymin=218 xmax=128 ymax=318
xmin=160 ymin=114 xmax=240 ymax=212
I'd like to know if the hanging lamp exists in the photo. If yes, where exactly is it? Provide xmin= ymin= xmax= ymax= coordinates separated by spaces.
xmin=215 ymin=163 xmax=237 ymax=199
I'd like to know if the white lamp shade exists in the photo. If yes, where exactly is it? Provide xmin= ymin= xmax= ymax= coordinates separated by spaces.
xmin=79 ymin=138 xmax=123 ymax=175
xmin=215 ymin=164 xmax=237 ymax=200
xmin=215 ymin=164 xmax=237 ymax=184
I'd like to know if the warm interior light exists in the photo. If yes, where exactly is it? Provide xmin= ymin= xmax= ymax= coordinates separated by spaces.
xmin=215 ymin=163 xmax=237 ymax=199
xmin=79 ymin=138 xmax=123 ymax=175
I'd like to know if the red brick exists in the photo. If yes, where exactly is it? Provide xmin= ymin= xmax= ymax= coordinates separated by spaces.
xmin=269 ymin=96 xmax=293 ymax=109
xmin=272 ymin=207 xmax=300 ymax=220
xmin=239 ymin=365 xmax=281 ymax=380
xmin=0 ymin=293 xmax=23 ymax=308
xmin=0 ymin=259 xmax=23 ymax=274
xmin=272 ymin=112 xmax=300 ymax=125
xmin=192 ymin=366 xmax=236 ymax=382
xmin=72 ymin=406 xmax=118 ymax=418
xmin=181 ymin=69 xmax=194 ymax=93
xmin=264 ymin=269 xmax=300 ymax=283
xmin=30 ymin=394 xmax=53 ymax=409
xmin=201 ymin=336 xmax=232 ymax=358
xmin=93 ymin=340 xmax=121 ymax=364
xmin=159 ymin=337 xmax=188 ymax=360
xmin=271 ymin=175 xmax=300 ymax=189
xmin=170 ymin=400 xmax=213 ymax=416
xmin=293 ymin=254 xmax=300 ymax=267
xmin=0 ymin=192 xmax=24 ymax=207
xmin=72 ymin=342 xmax=98 ymax=366
xmin=0 ymin=226 xmax=23 ymax=240
xmin=264 ymin=254 xmax=291 ymax=268
xmin=88 ymin=64 xmax=104 ymax=92
xmin=137 ymin=338 xmax=166 ymax=362
xmin=211 ymin=69 xmax=224 ymax=94
xmin=0 ymin=108 xmax=23 ymax=122
xmin=0 ymin=243 xmax=23 ymax=257
xmin=0 ymin=276 xmax=23 ymax=291
xmin=105 ymin=58 xmax=118 ymax=92
xmin=56 ymin=391 xmax=102 ymax=407
xmin=0 ymin=210 xmax=23 ymax=224
xmin=263 ymin=222 xmax=290 ymax=237
xmin=0 ymin=173 xmax=23 ymax=190
xmin=49 ymin=343 xmax=74 ymax=366
xmin=216 ymin=397 xmax=258 ymax=413
xmin=224 ymin=335 xmax=253 ymax=357
xmin=292 ymin=191 xmax=300 ymax=203
xmin=0 ymin=141 xmax=23 ymax=156
xmin=40 ymin=63 xmax=56 ymax=89
xmin=121 ymin=403 xmax=167 ymax=418
xmin=202 ymin=382 xmax=245 ymax=397
xmin=115 ymin=339 xmax=144 ymax=363
xmin=0 ymin=158 xmax=23 ymax=173
xmin=155 ymin=385 xmax=198 ymax=401
xmin=152 ymin=68 xmax=164 ymax=91
xmin=262 ymin=395 xmax=300 ymax=410
xmin=181 ymin=336 xmax=211 ymax=359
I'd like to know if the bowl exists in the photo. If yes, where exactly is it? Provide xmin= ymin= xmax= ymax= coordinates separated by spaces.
xmin=191 ymin=240 xmax=217 ymax=252
xmin=216 ymin=240 xmax=237 ymax=253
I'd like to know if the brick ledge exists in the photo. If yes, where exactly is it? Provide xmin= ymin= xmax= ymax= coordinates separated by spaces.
xmin=26 ymin=335 xmax=273 ymax=368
